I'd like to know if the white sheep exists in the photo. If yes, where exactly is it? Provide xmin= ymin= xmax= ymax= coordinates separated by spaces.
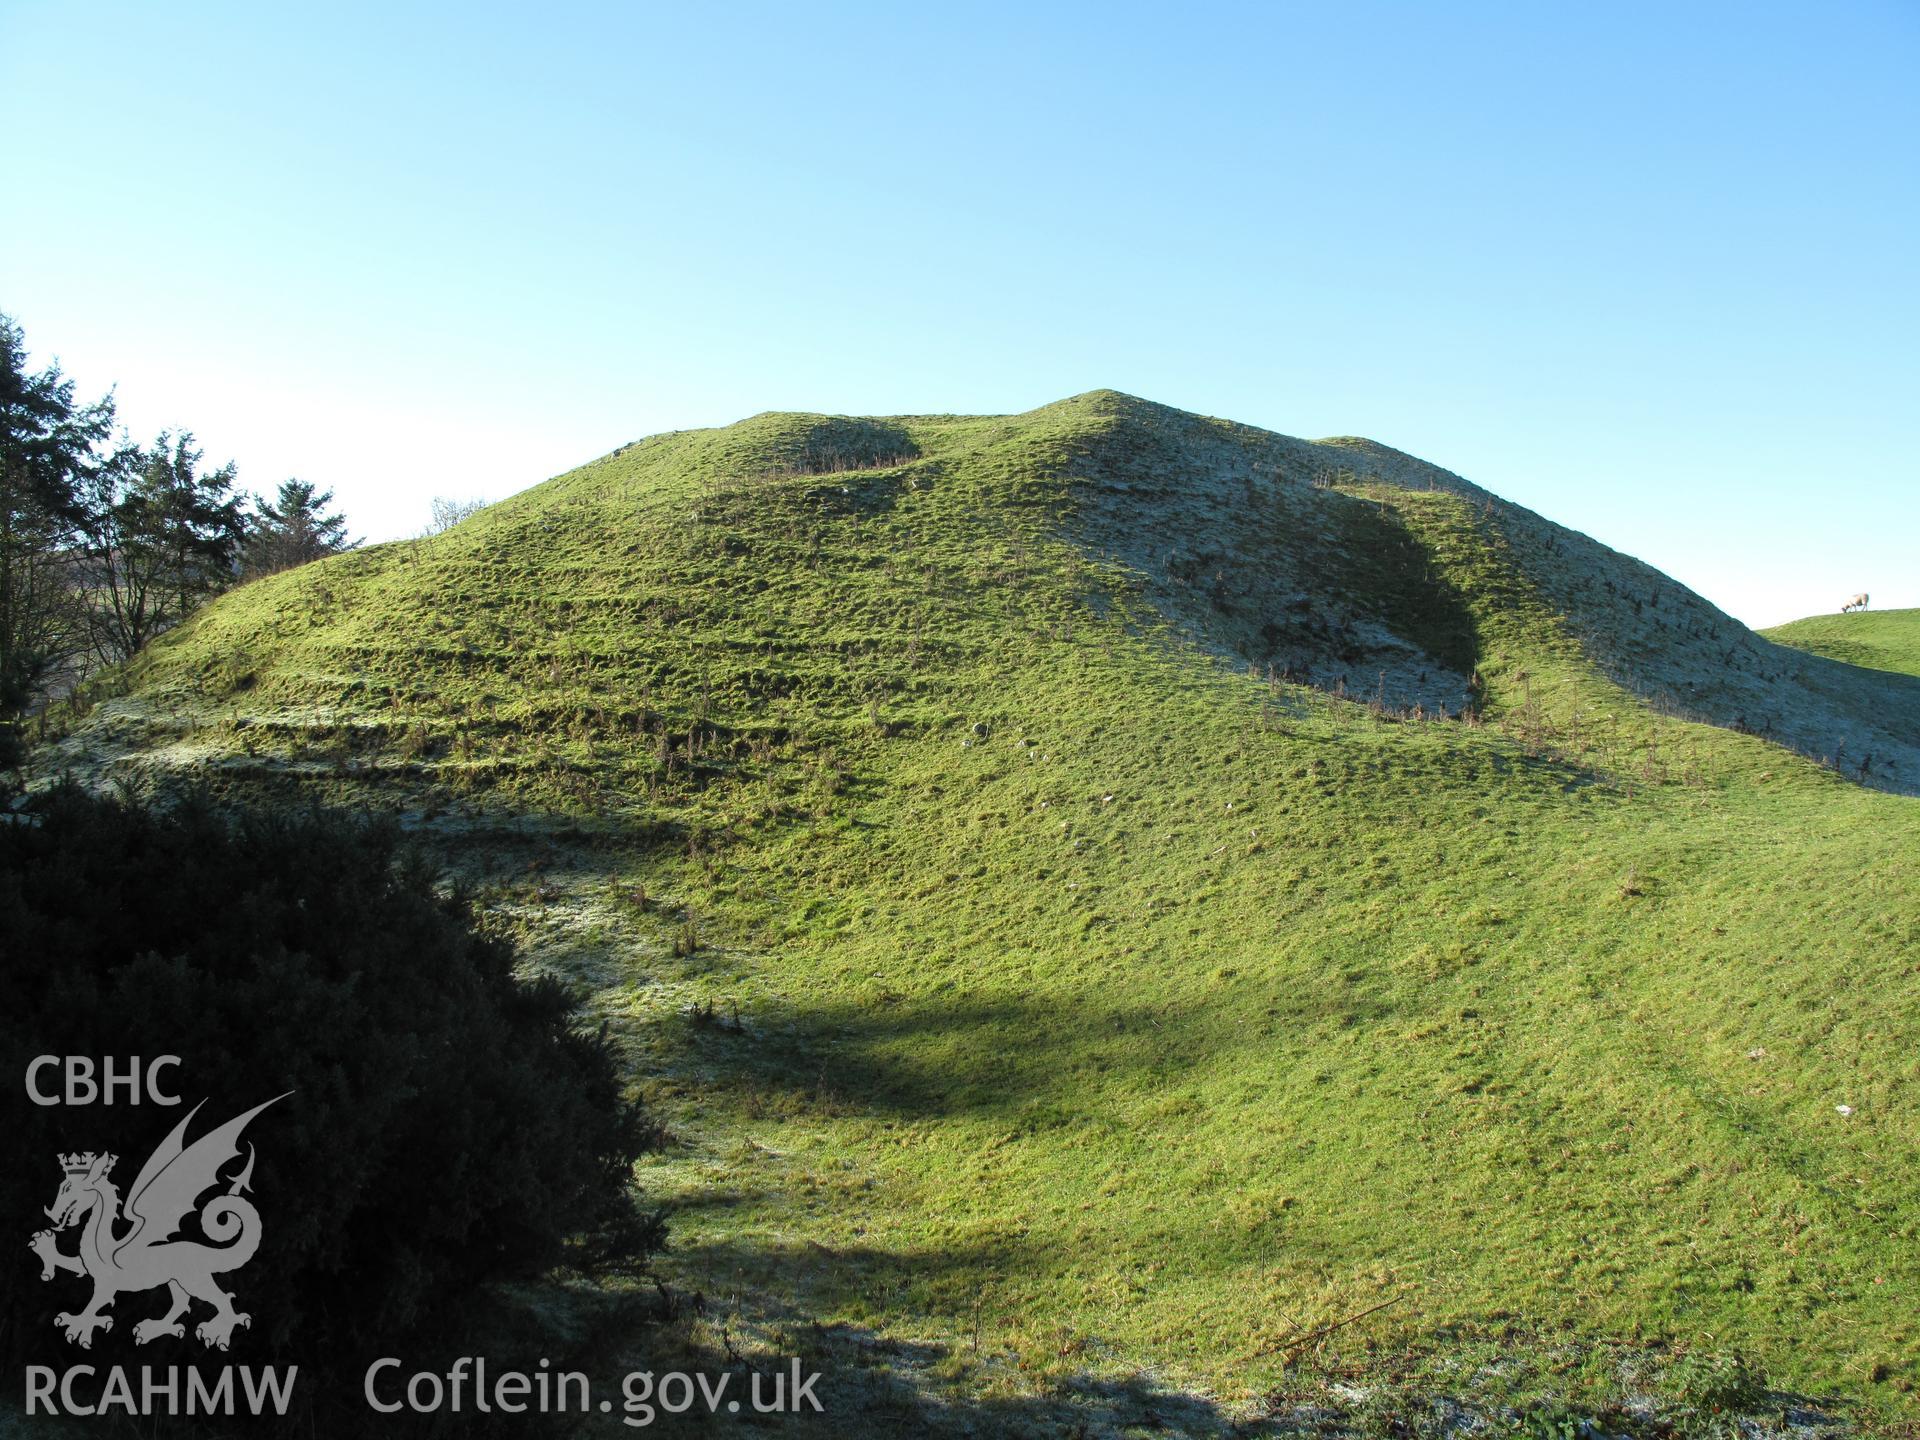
xmin=1842 ymin=592 xmax=1870 ymax=613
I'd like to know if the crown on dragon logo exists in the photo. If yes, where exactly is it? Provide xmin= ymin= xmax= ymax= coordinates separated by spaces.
xmin=58 ymin=1153 xmax=112 ymax=1176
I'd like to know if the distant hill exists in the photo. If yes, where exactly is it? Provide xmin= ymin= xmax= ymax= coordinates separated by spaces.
xmin=34 ymin=392 xmax=1920 ymax=1426
xmin=1764 ymin=607 xmax=1920 ymax=679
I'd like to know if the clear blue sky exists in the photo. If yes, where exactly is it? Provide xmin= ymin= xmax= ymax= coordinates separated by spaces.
xmin=3 ymin=0 xmax=1914 ymax=627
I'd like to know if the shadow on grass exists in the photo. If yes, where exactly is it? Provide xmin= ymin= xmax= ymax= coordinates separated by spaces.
xmin=660 ymin=984 xmax=1402 ymax=1125
xmin=633 ymin=1291 xmax=1857 ymax=1439
xmin=637 ymin=1280 xmax=1264 ymax=1438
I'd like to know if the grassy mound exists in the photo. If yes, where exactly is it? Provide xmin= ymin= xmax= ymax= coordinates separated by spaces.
xmin=1765 ymin=608 xmax=1920 ymax=679
xmin=37 ymin=392 xmax=1920 ymax=1428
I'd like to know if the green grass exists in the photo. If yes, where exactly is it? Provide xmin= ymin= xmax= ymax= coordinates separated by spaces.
xmin=39 ymin=392 xmax=1920 ymax=1431
xmin=1765 ymin=608 xmax=1920 ymax=678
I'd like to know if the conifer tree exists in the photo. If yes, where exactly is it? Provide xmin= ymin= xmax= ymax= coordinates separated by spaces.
xmin=83 ymin=430 xmax=246 ymax=659
xmin=244 ymin=478 xmax=355 ymax=576
xmin=0 ymin=314 xmax=115 ymax=769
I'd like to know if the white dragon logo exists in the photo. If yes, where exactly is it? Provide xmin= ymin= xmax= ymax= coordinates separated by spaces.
xmin=28 ymin=1094 xmax=287 ymax=1350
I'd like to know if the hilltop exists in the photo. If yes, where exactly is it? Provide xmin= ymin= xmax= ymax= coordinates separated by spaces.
xmin=1765 ymin=608 xmax=1920 ymax=680
xmin=35 ymin=392 xmax=1920 ymax=1432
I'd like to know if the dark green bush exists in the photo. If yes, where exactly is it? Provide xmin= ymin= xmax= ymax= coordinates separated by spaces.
xmin=0 ymin=785 xmax=663 ymax=1422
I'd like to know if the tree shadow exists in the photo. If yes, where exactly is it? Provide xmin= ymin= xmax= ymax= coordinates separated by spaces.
xmin=623 ymin=1271 xmax=1857 ymax=1438
xmin=632 ymin=1237 xmax=1264 ymax=1437
xmin=657 ymin=984 xmax=1403 ymax=1126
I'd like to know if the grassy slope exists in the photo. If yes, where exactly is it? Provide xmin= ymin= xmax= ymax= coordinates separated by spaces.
xmin=1765 ymin=609 xmax=1920 ymax=679
xmin=42 ymin=394 xmax=1920 ymax=1427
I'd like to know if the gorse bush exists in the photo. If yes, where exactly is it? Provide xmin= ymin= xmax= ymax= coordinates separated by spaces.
xmin=0 ymin=786 xmax=663 ymax=1426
